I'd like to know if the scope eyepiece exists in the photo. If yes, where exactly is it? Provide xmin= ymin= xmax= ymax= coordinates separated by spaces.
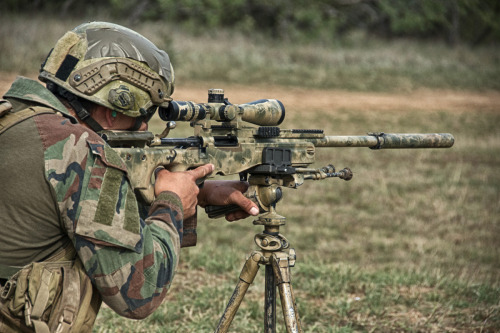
xmin=158 ymin=101 xmax=208 ymax=122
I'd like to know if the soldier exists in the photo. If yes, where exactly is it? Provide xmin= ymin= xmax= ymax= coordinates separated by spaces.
xmin=0 ymin=22 xmax=258 ymax=332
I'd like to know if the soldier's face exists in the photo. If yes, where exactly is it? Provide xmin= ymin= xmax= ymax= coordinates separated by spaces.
xmin=89 ymin=106 xmax=149 ymax=132
xmin=110 ymin=112 xmax=148 ymax=131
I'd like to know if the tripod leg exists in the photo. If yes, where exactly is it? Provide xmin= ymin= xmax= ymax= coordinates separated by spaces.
xmin=264 ymin=264 xmax=276 ymax=333
xmin=271 ymin=253 xmax=303 ymax=333
xmin=215 ymin=251 xmax=262 ymax=333
xmin=288 ymin=283 xmax=302 ymax=332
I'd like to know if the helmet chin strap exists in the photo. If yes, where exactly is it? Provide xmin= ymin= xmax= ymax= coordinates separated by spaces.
xmin=48 ymin=83 xmax=104 ymax=132
xmin=129 ymin=116 xmax=146 ymax=131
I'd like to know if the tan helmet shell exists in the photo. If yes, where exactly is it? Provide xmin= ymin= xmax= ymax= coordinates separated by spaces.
xmin=39 ymin=22 xmax=174 ymax=118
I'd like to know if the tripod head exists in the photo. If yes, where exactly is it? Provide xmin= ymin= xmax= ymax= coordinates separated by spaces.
xmin=205 ymin=164 xmax=353 ymax=222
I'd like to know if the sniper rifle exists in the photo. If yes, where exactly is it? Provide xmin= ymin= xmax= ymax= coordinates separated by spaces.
xmin=100 ymin=89 xmax=454 ymax=332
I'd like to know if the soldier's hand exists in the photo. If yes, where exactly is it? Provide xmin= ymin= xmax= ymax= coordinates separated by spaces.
xmin=197 ymin=180 xmax=259 ymax=221
xmin=155 ymin=164 xmax=214 ymax=218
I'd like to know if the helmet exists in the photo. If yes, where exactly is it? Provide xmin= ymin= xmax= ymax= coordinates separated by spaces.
xmin=39 ymin=22 xmax=174 ymax=125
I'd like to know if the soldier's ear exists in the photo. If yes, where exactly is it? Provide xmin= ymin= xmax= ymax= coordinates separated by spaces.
xmin=102 ymin=108 xmax=116 ymax=128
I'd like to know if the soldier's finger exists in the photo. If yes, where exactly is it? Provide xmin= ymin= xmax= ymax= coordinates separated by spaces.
xmin=188 ymin=164 xmax=214 ymax=180
xmin=229 ymin=191 xmax=259 ymax=216
xmin=154 ymin=167 xmax=167 ymax=178
xmin=226 ymin=210 xmax=250 ymax=222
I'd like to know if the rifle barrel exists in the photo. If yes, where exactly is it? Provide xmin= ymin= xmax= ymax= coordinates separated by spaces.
xmin=312 ymin=133 xmax=454 ymax=149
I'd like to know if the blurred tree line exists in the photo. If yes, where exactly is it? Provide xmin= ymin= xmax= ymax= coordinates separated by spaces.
xmin=2 ymin=0 xmax=498 ymax=45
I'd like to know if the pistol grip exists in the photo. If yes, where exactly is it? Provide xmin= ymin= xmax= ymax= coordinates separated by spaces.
xmin=205 ymin=204 xmax=241 ymax=219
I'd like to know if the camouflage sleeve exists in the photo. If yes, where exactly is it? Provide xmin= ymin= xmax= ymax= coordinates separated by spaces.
xmin=74 ymin=192 xmax=183 ymax=319
xmin=41 ymin=116 xmax=183 ymax=319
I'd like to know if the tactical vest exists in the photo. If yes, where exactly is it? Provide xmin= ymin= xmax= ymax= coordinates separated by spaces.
xmin=0 ymin=100 xmax=102 ymax=333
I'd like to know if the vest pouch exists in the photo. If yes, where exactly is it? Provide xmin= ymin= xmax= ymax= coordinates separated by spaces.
xmin=0 ymin=258 xmax=101 ymax=333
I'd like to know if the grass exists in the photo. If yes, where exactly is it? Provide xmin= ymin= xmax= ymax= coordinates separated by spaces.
xmin=1 ymin=14 xmax=499 ymax=92
xmin=94 ymin=100 xmax=500 ymax=332
xmin=168 ymin=34 xmax=500 ymax=92
xmin=1 ymin=13 xmax=499 ymax=333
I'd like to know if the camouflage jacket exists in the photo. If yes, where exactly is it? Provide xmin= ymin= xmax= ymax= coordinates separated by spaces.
xmin=0 ymin=77 xmax=192 ymax=319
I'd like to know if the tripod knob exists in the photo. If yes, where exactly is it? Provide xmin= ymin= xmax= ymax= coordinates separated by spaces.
xmin=288 ymin=248 xmax=296 ymax=267
xmin=255 ymin=233 xmax=289 ymax=251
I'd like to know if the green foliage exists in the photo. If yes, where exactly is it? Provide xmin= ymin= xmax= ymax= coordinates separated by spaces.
xmin=379 ymin=0 xmax=449 ymax=35
xmin=1 ymin=0 xmax=499 ymax=45
xmin=378 ymin=0 xmax=500 ymax=44
xmin=106 ymin=0 xmax=341 ymax=41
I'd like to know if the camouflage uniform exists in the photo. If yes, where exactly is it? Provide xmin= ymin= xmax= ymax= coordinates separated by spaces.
xmin=0 ymin=76 xmax=191 ymax=319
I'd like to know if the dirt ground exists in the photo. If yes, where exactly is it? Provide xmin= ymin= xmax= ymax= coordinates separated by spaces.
xmin=2 ymin=72 xmax=499 ymax=113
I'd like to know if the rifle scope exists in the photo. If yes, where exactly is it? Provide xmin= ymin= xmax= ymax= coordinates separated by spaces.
xmin=158 ymin=90 xmax=285 ymax=126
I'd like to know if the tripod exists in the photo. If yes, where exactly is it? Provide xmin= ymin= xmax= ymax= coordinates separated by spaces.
xmin=206 ymin=166 xmax=352 ymax=332
xmin=214 ymin=183 xmax=303 ymax=333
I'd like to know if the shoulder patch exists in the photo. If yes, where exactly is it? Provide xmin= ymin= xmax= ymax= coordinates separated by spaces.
xmin=73 ymin=139 xmax=142 ymax=252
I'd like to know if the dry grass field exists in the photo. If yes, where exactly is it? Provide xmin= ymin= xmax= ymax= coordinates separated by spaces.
xmin=3 ymin=73 xmax=498 ymax=332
